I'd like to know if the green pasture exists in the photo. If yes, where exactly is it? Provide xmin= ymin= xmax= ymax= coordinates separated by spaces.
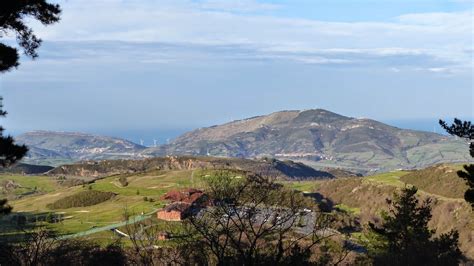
xmin=3 ymin=170 xmax=200 ymax=236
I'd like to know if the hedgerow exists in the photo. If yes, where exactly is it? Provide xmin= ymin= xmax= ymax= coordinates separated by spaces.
xmin=46 ymin=190 xmax=116 ymax=209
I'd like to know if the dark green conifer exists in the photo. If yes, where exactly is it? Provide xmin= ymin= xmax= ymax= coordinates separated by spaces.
xmin=370 ymin=187 xmax=462 ymax=266
xmin=440 ymin=119 xmax=474 ymax=207
xmin=0 ymin=0 xmax=61 ymax=214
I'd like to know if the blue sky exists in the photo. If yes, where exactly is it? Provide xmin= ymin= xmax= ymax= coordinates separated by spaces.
xmin=0 ymin=0 xmax=472 ymax=141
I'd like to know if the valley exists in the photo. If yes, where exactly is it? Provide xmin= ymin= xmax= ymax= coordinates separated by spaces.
xmin=1 ymin=161 xmax=472 ymax=258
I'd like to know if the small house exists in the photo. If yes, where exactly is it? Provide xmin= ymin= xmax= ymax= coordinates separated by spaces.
xmin=156 ymin=202 xmax=192 ymax=221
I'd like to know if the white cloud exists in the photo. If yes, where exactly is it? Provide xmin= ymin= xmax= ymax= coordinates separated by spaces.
xmin=22 ymin=1 xmax=472 ymax=71
xmin=197 ymin=0 xmax=280 ymax=12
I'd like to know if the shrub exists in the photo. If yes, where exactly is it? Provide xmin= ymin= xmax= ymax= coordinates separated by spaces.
xmin=58 ymin=178 xmax=85 ymax=188
xmin=46 ymin=191 xmax=116 ymax=209
xmin=119 ymin=176 xmax=128 ymax=187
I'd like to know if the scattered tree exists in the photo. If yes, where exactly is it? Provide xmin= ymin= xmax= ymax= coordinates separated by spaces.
xmin=119 ymin=176 xmax=129 ymax=187
xmin=440 ymin=119 xmax=474 ymax=207
xmin=369 ymin=186 xmax=462 ymax=265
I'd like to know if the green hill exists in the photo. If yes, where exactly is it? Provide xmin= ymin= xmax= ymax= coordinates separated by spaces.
xmin=16 ymin=131 xmax=146 ymax=166
xmin=145 ymin=109 xmax=471 ymax=173
xmin=17 ymin=110 xmax=472 ymax=173
xmin=286 ymin=164 xmax=473 ymax=259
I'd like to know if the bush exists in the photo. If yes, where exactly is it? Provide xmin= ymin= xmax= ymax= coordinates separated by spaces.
xmin=118 ymin=176 xmax=128 ymax=187
xmin=46 ymin=190 xmax=116 ymax=209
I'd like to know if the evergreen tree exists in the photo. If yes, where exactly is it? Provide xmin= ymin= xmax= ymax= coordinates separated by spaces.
xmin=0 ymin=98 xmax=28 ymax=168
xmin=440 ymin=119 xmax=474 ymax=207
xmin=370 ymin=186 xmax=462 ymax=266
xmin=0 ymin=0 xmax=61 ymax=213
xmin=0 ymin=99 xmax=27 ymax=215
xmin=0 ymin=198 xmax=12 ymax=215
xmin=0 ymin=0 xmax=61 ymax=72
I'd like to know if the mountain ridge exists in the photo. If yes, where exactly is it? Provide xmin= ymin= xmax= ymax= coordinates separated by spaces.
xmin=16 ymin=109 xmax=472 ymax=172
xmin=146 ymin=109 xmax=471 ymax=173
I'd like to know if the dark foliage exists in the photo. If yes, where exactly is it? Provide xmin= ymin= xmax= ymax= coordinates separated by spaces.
xmin=183 ymin=172 xmax=342 ymax=265
xmin=0 ymin=0 xmax=58 ymax=214
xmin=440 ymin=119 xmax=474 ymax=207
xmin=0 ymin=0 xmax=61 ymax=72
xmin=370 ymin=186 xmax=462 ymax=266
xmin=0 ymin=98 xmax=28 ymax=216
xmin=440 ymin=119 xmax=474 ymax=157
xmin=0 ymin=43 xmax=19 ymax=72
xmin=0 ymin=198 xmax=12 ymax=215
xmin=0 ymin=98 xmax=28 ymax=168
xmin=46 ymin=190 xmax=116 ymax=209
xmin=0 ymin=229 xmax=126 ymax=266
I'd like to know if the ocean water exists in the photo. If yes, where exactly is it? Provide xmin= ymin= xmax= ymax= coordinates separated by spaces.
xmin=383 ymin=117 xmax=473 ymax=135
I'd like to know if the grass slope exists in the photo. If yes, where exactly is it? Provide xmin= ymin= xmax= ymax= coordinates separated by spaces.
xmin=4 ymin=170 xmax=200 ymax=235
xmin=0 ymin=174 xmax=60 ymax=199
xmin=284 ymin=165 xmax=474 ymax=259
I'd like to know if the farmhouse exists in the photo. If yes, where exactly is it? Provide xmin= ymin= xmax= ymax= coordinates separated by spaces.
xmin=156 ymin=202 xmax=192 ymax=221
xmin=162 ymin=188 xmax=208 ymax=205
xmin=157 ymin=188 xmax=211 ymax=221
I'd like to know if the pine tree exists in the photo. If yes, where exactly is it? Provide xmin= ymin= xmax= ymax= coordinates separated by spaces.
xmin=0 ymin=0 xmax=61 ymax=72
xmin=0 ymin=98 xmax=28 ymax=168
xmin=0 ymin=0 xmax=61 ymax=214
xmin=440 ymin=119 xmax=474 ymax=207
xmin=370 ymin=186 xmax=462 ymax=266
xmin=0 ymin=98 xmax=28 ymax=215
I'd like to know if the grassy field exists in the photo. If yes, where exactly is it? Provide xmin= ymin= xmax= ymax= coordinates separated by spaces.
xmin=2 ymin=170 xmax=201 ymax=236
xmin=0 ymin=174 xmax=60 ymax=199
xmin=363 ymin=170 xmax=408 ymax=187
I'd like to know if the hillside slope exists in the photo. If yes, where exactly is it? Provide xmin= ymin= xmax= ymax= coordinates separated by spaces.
xmin=17 ymin=110 xmax=471 ymax=172
xmin=288 ymin=165 xmax=474 ymax=259
xmin=17 ymin=131 xmax=146 ymax=166
xmin=46 ymin=156 xmax=340 ymax=181
xmin=144 ymin=109 xmax=471 ymax=173
xmin=0 ymin=163 xmax=54 ymax=175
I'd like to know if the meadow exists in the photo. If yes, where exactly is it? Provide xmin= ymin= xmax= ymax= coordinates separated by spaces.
xmin=0 ymin=170 xmax=203 ymax=238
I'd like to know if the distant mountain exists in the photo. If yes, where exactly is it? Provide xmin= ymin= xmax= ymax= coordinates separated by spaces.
xmin=144 ymin=109 xmax=471 ymax=173
xmin=16 ymin=131 xmax=146 ymax=166
xmin=17 ymin=110 xmax=472 ymax=172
